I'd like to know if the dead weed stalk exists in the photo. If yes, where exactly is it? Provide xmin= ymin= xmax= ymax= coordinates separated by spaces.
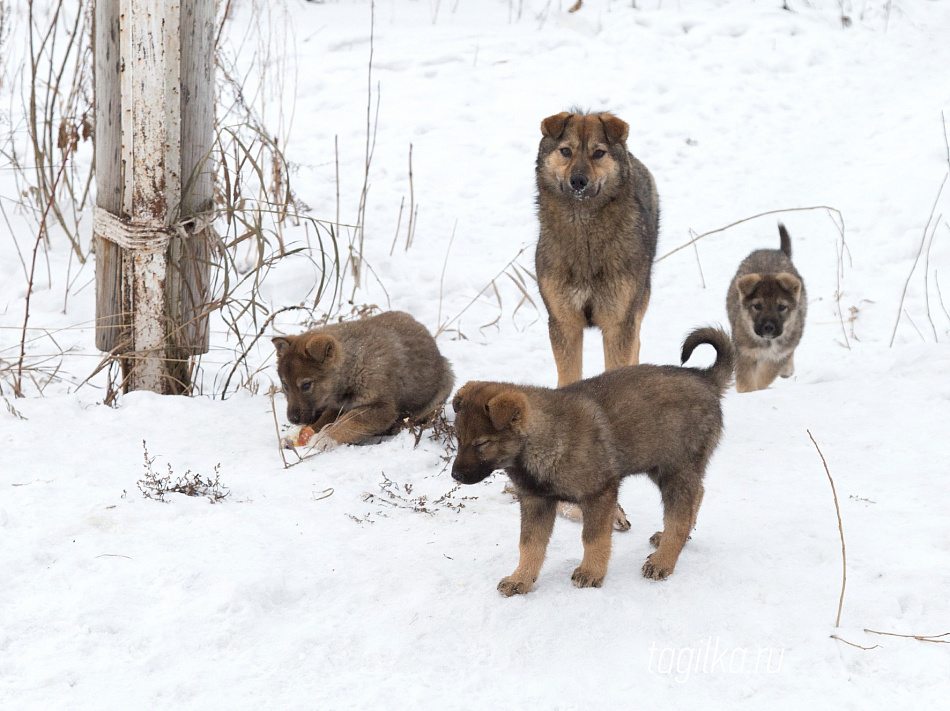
xmin=137 ymin=440 xmax=229 ymax=504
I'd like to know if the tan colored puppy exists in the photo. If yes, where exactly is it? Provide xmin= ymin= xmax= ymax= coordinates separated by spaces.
xmin=273 ymin=311 xmax=454 ymax=452
xmin=727 ymin=224 xmax=806 ymax=393
xmin=535 ymin=110 xmax=659 ymax=386
xmin=451 ymin=327 xmax=734 ymax=595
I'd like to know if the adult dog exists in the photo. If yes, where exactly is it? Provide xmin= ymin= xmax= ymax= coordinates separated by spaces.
xmin=535 ymin=110 xmax=659 ymax=386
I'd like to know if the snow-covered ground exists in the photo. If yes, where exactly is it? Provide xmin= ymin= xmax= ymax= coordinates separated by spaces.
xmin=2 ymin=0 xmax=950 ymax=707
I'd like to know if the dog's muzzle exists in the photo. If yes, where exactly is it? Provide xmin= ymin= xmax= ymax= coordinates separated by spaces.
xmin=756 ymin=321 xmax=782 ymax=339
xmin=451 ymin=460 xmax=495 ymax=485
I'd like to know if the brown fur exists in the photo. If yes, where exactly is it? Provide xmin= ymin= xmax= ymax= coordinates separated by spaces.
xmin=451 ymin=327 xmax=734 ymax=595
xmin=726 ymin=223 xmax=806 ymax=393
xmin=535 ymin=110 xmax=659 ymax=386
xmin=273 ymin=311 xmax=455 ymax=447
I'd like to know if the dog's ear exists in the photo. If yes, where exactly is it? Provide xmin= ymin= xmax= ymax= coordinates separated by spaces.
xmin=272 ymin=337 xmax=291 ymax=356
xmin=736 ymin=274 xmax=763 ymax=300
xmin=541 ymin=112 xmax=573 ymax=140
xmin=774 ymin=272 xmax=803 ymax=303
xmin=452 ymin=381 xmax=484 ymax=413
xmin=305 ymin=334 xmax=338 ymax=365
xmin=486 ymin=391 xmax=529 ymax=433
xmin=598 ymin=114 xmax=629 ymax=145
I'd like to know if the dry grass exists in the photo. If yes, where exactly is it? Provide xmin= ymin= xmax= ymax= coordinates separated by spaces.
xmin=137 ymin=440 xmax=229 ymax=504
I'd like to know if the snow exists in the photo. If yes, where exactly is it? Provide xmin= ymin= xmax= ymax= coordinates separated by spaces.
xmin=2 ymin=0 xmax=950 ymax=707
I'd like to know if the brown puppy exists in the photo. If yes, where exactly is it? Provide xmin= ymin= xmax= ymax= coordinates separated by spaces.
xmin=726 ymin=223 xmax=806 ymax=393
xmin=535 ymin=110 xmax=659 ymax=387
xmin=451 ymin=327 xmax=734 ymax=596
xmin=273 ymin=311 xmax=455 ymax=452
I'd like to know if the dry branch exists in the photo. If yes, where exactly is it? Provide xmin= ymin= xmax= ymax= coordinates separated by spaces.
xmin=890 ymin=174 xmax=948 ymax=347
xmin=864 ymin=629 xmax=950 ymax=644
xmin=656 ymin=205 xmax=844 ymax=262
xmin=830 ymin=635 xmax=880 ymax=651
xmin=808 ymin=429 xmax=847 ymax=628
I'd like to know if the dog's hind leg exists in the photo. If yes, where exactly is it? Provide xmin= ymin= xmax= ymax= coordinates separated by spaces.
xmin=498 ymin=495 xmax=557 ymax=596
xmin=643 ymin=472 xmax=701 ymax=580
xmin=572 ymin=486 xmax=619 ymax=588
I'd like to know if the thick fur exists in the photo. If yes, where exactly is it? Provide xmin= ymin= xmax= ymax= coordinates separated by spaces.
xmin=273 ymin=311 xmax=455 ymax=447
xmin=535 ymin=110 xmax=659 ymax=386
xmin=451 ymin=327 xmax=734 ymax=595
xmin=726 ymin=223 xmax=806 ymax=393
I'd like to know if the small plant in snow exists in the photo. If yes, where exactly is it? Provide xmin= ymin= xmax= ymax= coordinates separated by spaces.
xmin=137 ymin=440 xmax=229 ymax=504
xmin=360 ymin=471 xmax=476 ymax=516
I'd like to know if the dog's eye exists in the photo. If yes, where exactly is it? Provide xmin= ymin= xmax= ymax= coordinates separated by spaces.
xmin=751 ymin=304 xmax=763 ymax=312
xmin=473 ymin=439 xmax=489 ymax=452
xmin=559 ymin=147 xmax=572 ymax=157
xmin=777 ymin=304 xmax=788 ymax=312
xmin=300 ymin=381 xmax=313 ymax=393
xmin=592 ymin=149 xmax=606 ymax=159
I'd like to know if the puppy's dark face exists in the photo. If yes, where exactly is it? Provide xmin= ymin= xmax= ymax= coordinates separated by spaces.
xmin=736 ymin=272 xmax=803 ymax=340
xmin=451 ymin=382 xmax=529 ymax=485
xmin=272 ymin=333 xmax=341 ymax=425
xmin=537 ymin=112 xmax=628 ymax=202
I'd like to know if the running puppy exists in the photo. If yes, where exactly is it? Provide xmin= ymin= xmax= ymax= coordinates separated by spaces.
xmin=535 ymin=110 xmax=659 ymax=386
xmin=726 ymin=223 xmax=806 ymax=393
xmin=273 ymin=311 xmax=455 ymax=452
xmin=451 ymin=328 xmax=734 ymax=596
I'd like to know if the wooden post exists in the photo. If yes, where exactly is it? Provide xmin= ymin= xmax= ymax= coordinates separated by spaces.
xmin=93 ymin=0 xmax=214 ymax=394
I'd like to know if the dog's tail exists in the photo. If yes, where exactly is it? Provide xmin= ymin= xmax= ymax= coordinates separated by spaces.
xmin=681 ymin=326 xmax=735 ymax=393
xmin=778 ymin=222 xmax=792 ymax=259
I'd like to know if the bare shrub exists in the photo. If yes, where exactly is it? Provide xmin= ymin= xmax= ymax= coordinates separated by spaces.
xmin=137 ymin=440 xmax=229 ymax=504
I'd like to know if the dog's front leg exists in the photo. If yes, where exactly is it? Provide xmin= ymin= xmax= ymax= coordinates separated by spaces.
xmin=498 ymin=495 xmax=557 ymax=596
xmin=319 ymin=403 xmax=398 ymax=447
xmin=572 ymin=487 xmax=618 ymax=588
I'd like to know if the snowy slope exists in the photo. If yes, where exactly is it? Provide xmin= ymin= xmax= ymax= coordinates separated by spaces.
xmin=2 ymin=1 xmax=950 ymax=708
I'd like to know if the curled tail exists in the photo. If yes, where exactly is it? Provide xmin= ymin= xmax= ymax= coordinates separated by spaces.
xmin=680 ymin=326 xmax=735 ymax=392
xmin=778 ymin=222 xmax=792 ymax=258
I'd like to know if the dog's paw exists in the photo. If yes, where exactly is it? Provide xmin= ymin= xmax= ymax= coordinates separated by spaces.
xmin=301 ymin=430 xmax=340 ymax=454
xmin=497 ymin=576 xmax=533 ymax=597
xmin=571 ymin=567 xmax=605 ymax=589
xmin=613 ymin=503 xmax=631 ymax=532
xmin=642 ymin=555 xmax=673 ymax=581
xmin=557 ymin=501 xmax=583 ymax=523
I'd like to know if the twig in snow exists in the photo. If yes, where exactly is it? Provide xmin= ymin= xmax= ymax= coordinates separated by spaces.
xmin=406 ymin=143 xmax=416 ymax=250
xmin=889 ymin=174 xmax=947 ymax=347
xmin=807 ymin=429 xmax=847 ymax=628
xmin=830 ymin=635 xmax=879 ymax=651
xmin=656 ymin=206 xmax=844 ymax=263
xmin=864 ymin=629 xmax=950 ymax=644
xmin=688 ymin=228 xmax=706 ymax=288
xmin=437 ymin=220 xmax=458 ymax=333
xmin=270 ymin=386 xmax=290 ymax=469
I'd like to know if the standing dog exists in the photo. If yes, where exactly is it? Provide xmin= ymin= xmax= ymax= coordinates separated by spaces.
xmin=535 ymin=110 xmax=659 ymax=387
xmin=273 ymin=311 xmax=455 ymax=452
xmin=451 ymin=327 xmax=734 ymax=596
xmin=727 ymin=223 xmax=806 ymax=393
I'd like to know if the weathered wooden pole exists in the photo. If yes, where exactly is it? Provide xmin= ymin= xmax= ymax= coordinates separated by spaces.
xmin=93 ymin=0 xmax=214 ymax=394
